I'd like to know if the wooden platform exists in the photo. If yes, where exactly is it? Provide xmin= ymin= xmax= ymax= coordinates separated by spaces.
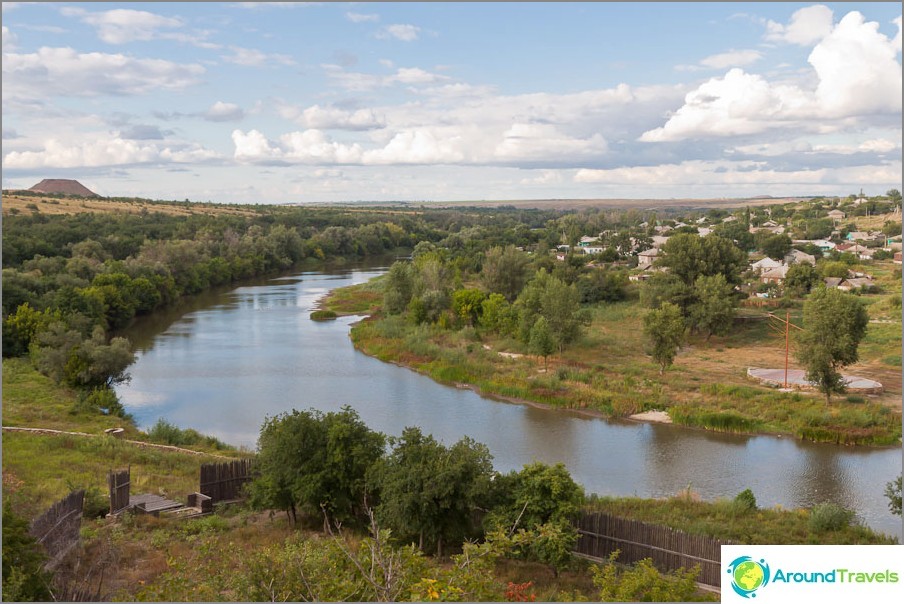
xmin=129 ymin=493 xmax=186 ymax=515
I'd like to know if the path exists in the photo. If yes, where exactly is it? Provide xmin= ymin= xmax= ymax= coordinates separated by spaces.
xmin=1 ymin=426 xmax=234 ymax=460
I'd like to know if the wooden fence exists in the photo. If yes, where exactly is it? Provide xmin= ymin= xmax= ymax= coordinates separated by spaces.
xmin=199 ymin=459 xmax=255 ymax=504
xmin=108 ymin=468 xmax=130 ymax=515
xmin=29 ymin=490 xmax=85 ymax=569
xmin=574 ymin=512 xmax=729 ymax=587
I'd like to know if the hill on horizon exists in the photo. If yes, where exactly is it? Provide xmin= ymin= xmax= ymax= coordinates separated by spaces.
xmin=28 ymin=179 xmax=98 ymax=197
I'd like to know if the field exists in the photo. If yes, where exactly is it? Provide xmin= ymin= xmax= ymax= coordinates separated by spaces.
xmin=1 ymin=192 xmax=262 ymax=218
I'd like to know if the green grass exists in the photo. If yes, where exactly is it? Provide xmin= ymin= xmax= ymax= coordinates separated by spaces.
xmin=584 ymin=496 xmax=898 ymax=545
xmin=319 ymin=277 xmax=385 ymax=316
xmin=342 ymin=275 xmax=902 ymax=446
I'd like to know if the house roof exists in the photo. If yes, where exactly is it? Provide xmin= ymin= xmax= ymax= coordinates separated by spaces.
xmin=824 ymin=277 xmax=843 ymax=288
xmin=638 ymin=248 xmax=660 ymax=257
xmin=784 ymin=249 xmax=816 ymax=265
xmin=761 ymin=266 xmax=789 ymax=279
xmin=752 ymin=257 xmax=783 ymax=269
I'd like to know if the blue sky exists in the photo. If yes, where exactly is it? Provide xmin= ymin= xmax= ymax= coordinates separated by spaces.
xmin=2 ymin=2 xmax=901 ymax=203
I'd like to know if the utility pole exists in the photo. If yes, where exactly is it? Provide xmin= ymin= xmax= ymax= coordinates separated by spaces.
xmin=768 ymin=311 xmax=804 ymax=388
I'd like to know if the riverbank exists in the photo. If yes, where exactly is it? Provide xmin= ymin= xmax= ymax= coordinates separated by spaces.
xmin=322 ymin=281 xmax=901 ymax=447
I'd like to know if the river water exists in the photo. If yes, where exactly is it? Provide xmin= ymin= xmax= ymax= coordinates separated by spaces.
xmin=116 ymin=265 xmax=903 ymax=539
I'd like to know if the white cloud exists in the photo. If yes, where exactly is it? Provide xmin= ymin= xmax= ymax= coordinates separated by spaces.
xmin=287 ymin=104 xmax=385 ymax=130
xmin=61 ymin=7 xmax=184 ymax=44
xmin=2 ymin=136 xmax=219 ymax=169
xmin=2 ymin=25 xmax=16 ymax=51
xmin=700 ymin=49 xmax=763 ymax=69
xmin=809 ymin=11 xmax=902 ymax=117
xmin=3 ymin=47 xmax=205 ymax=98
xmin=346 ymin=12 xmax=379 ymax=23
xmin=766 ymin=4 xmax=834 ymax=46
xmin=232 ymin=129 xmax=279 ymax=160
xmin=223 ymin=46 xmax=295 ymax=67
xmin=643 ymin=10 xmax=902 ymax=142
xmin=389 ymin=67 xmax=448 ymax=85
xmin=521 ymin=170 xmax=564 ymax=185
xmin=378 ymin=24 xmax=420 ymax=41
xmin=894 ymin=16 xmax=902 ymax=53
xmin=494 ymin=123 xmax=607 ymax=161
xmin=321 ymin=64 xmax=448 ymax=90
xmin=204 ymin=101 xmax=244 ymax=122
xmin=280 ymin=130 xmax=364 ymax=163
xmin=231 ymin=2 xmax=318 ymax=8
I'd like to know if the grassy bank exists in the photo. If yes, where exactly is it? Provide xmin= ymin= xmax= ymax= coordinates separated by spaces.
xmin=331 ymin=279 xmax=901 ymax=446
xmin=2 ymin=358 xmax=246 ymax=518
xmin=585 ymin=495 xmax=897 ymax=545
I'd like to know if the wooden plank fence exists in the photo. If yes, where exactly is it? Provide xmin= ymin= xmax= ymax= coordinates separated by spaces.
xmin=29 ymin=490 xmax=84 ymax=570
xmin=108 ymin=468 xmax=130 ymax=515
xmin=574 ymin=512 xmax=730 ymax=587
xmin=200 ymin=459 xmax=255 ymax=504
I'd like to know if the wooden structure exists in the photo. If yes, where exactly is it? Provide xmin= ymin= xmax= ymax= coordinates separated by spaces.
xmin=29 ymin=490 xmax=85 ymax=570
xmin=108 ymin=468 xmax=131 ymax=515
xmin=200 ymin=459 xmax=255 ymax=504
xmin=574 ymin=512 xmax=728 ymax=587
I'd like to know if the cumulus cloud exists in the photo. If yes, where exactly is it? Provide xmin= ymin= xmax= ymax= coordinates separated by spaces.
xmin=61 ymin=7 xmax=184 ymax=44
xmin=2 ymin=25 xmax=17 ymax=51
xmin=3 ymin=47 xmax=205 ymax=98
xmin=346 ymin=12 xmax=379 ymax=23
xmin=204 ymin=101 xmax=245 ymax=122
xmin=494 ymin=123 xmax=607 ymax=161
xmin=321 ymin=64 xmax=448 ymax=90
xmin=3 ymin=136 xmax=219 ymax=169
xmin=700 ymin=49 xmax=763 ymax=69
xmin=643 ymin=10 xmax=902 ymax=142
xmin=894 ymin=16 xmax=902 ymax=53
xmin=286 ymin=104 xmax=385 ymax=130
xmin=389 ymin=67 xmax=449 ymax=85
xmin=232 ymin=129 xmax=278 ymax=160
xmin=223 ymin=46 xmax=295 ymax=67
xmin=378 ymin=24 xmax=420 ymax=41
xmin=765 ymin=4 xmax=835 ymax=46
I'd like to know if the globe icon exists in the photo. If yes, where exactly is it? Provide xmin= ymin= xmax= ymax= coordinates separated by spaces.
xmin=733 ymin=560 xmax=765 ymax=592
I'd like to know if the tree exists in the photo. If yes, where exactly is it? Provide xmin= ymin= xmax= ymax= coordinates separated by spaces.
xmin=760 ymin=234 xmax=792 ymax=261
xmin=248 ymin=406 xmax=385 ymax=528
xmin=592 ymin=553 xmax=701 ymax=603
xmin=479 ymin=293 xmax=518 ymax=336
xmin=371 ymin=427 xmax=494 ymax=557
xmin=480 ymin=245 xmax=530 ymax=302
xmin=2 ymin=502 xmax=52 ymax=602
xmin=796 ymin=288 xmax=869 ymax=403
xmin=886 ymin=188 xmax=902 ymax=205
xmin=488 ymin=462 xmax=584 ymax=531
xmin=784 ymin=263 xmax=819 ymax=297
xmin=516 ymin=270 xmax=586 ymax=351
xmin=885 ymin=475 xmax=902 ymax=516
xmin=528 ymin=317 xmax=555 ymax=370
xmin=383 ymin=262 xmax=416 ymax=315
xmin=658 ymin=233 xmax=747 ymax=286
xmin=643 ymin=303 xmax=685 ymax=374
xmin=688 ymin=274 xmax=736 ymax=339
xmin=451 ymin=288 xmax=486 ymax=327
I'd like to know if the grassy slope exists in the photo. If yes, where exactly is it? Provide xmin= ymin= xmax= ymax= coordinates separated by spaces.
xmin=1 ymin=358 xmax=243 ymax=518
xmin=333 ymin=265 xmax=901 ymax=446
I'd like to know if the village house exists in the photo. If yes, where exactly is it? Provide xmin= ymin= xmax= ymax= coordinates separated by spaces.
xmin=637 ymin=247 xmax=660 ymax=268
xmin=578 ymin=235 xmax=599 ymax=247
xmin=650 ymin=235 xmax=670 ymax=248
xmin=581 ymin=246 xmax=605 ymax=256
xmin=784 ymin=249 xmax=816 ymax=266
xmin=827 ymin=209 xmax=846 ymax=222
xmin=750 ymin=257 xmax=784 ymax=274
xmin=760 ymin=265 xmax=790 ymax=284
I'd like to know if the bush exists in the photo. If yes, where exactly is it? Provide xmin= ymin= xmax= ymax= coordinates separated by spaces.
xmin=146 ymin=418 xmax=233 ymax=450
xmin=310 ymin=310 xmax=337 ymax=321
xmin=733 ymin=489 xmax=758 ymax=512
xmin=808 ymin=502 xmax=854 ymax=532
xmin=72 ymin=386 xmax=130 ymax=419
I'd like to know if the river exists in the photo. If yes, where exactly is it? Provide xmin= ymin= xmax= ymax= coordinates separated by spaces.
xmin=116 ymin=265 xmax=903 ymax=539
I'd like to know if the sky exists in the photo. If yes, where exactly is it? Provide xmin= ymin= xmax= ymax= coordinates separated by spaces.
xmin=1 ymin=2 xmax=902 ymax=203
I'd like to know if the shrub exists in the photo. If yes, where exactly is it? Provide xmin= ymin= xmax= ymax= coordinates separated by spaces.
xmin=733 ymin=489 xmax=758 ymax=513
xmin=310 ymin=310 xmax=337 ymax=321
xmin=72 ymin=386 xmax=130 ymax=419
xmin=808 ymin=502 xmax=854 ymax=532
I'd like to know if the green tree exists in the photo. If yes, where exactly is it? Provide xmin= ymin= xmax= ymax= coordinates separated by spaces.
xmin=479 ymin=293 xmax=518 ymax=336
xmin=488 ymin=462 xmax=584 ymax=531
xmin=688 ymin=274 xmax=736 ymax=339
xmin=643 ymin=303 xmax=685 ymax=374
xmin=248 ymin=406 xmax=385 ymax=528
xmin=371 ymin=427 xmax=494 ymax=557
xmin=2 ymin=502 xmax=52 ymax=602
xmin=796 ymin=288 xmax=869 ymax=403
xmin=885 ymin=475 xmax=902 ymax=516
xmin=886 ymin=188 xmax=902 ymax=205
xmin=480 ymin=245 xmax=530 ymax=302
xmin=659 ymin=233 xmax=747 ymax=286
xmin=451 ymin=288 xmax=486 ymax=327
xmin=383 ymin=262 xmax=416 ymax=315
xmin=528 ymin=316 xmax=555 ymax=370
xmin=760 ymin=234 xmax=792 ymax=261
xmin=784 ymin=263 xmax=820 ymax=297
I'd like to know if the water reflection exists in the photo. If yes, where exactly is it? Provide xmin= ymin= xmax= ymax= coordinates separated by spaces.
xmin=117 ymin=266 xmax=903 ymax=539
